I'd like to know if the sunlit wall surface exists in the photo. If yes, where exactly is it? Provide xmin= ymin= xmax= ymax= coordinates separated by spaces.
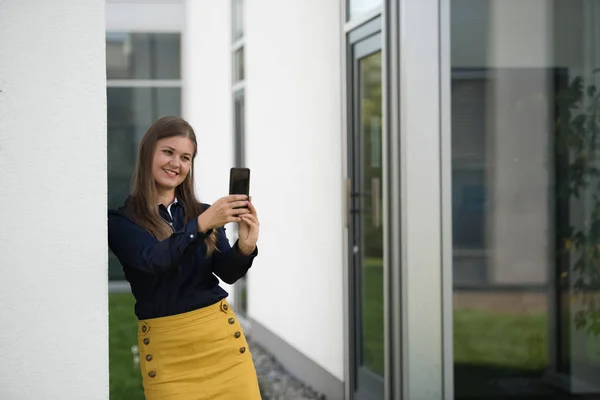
xmin=244 ymin=0 xmax=346 ymax=377
xmin=0 ymin=1 xmax=108 ymax=398
xmin=450 ymin=0 xmax=600 ymax=397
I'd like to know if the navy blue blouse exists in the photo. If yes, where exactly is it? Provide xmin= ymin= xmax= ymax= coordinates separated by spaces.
xmin=108 ymin=199 xmax=257 ymax=320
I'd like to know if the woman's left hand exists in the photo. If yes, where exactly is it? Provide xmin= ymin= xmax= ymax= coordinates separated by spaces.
xmin=238 ymin=196 xmax=260 ymax=255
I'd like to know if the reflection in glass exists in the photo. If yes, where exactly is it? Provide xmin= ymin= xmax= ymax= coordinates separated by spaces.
xmin=234 ymin=48 xmax=245 ymax=83
xmin=358 ymin=51 xmax=384 ymax=377
xmin=450 ymin=0 xmax=600 ymax=398
xmin=106 ymin=33 xmax=181 ymax=80
xmin=107 ymin=87 xmax=181 ymax=280
xmin=348 ymin=0 xmax=382 ymax=21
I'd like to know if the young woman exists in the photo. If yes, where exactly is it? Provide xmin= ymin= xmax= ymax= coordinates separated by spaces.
xmin=108 ymin=116 xmax=261 ymax=399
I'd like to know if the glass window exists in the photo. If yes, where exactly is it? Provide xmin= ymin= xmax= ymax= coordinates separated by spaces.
xmin=450 ymin=1 xmax=600 ymax=398
xmin=357 ymin=50 xmax=384 ymax=377
xmin=232 ymin=0 xmax=244 ymax=42
xmin=348 ymin=0 xmax=382 ymax=21
xmin=234 ymin=48 xmax=245 ymax=83
xmin=234 ymin=90 xmax=245 ymax=167
xmin=107 ymin=87 xmax=181 ymax=280
xmin=106 ymin=32 xmax=181 ymax=80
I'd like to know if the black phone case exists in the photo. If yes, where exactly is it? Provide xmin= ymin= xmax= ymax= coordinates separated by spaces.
xmin=229 ymin=167 xmax=250 ymax=196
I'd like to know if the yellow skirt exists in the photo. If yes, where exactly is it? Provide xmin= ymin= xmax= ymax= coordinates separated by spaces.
xmin=137 ymin=299 xmax=262 ymax=400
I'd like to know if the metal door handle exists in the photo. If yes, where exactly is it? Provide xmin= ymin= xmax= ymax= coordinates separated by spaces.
xmin=372 ymin=177 xmax=380 ymax=228
xmin=345 ymin=178 xmax=351 ymax=228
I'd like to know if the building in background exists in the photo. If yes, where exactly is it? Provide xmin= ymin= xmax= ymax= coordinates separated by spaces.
xmin=106 ymin=1 xmax=600 ymax=399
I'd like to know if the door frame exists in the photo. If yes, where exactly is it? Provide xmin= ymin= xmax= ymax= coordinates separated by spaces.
xmin=344 ymin=10 xmax=399 ymax=399
xmin=396 ymin=0 xmax=448 ymax=398
xmin=348 ymin=25 xmax=385 ymax=400
xmin=342 ymin=0 xmax=447 ymax=398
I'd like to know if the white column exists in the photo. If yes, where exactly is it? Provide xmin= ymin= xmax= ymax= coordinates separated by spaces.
xmin=400 ymin=0 xmax=444 ymax=398
xmin=0 ymin=1 xmax=108 ymax=399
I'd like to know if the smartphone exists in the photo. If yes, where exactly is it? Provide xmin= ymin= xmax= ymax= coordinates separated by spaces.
xmin=229 ymin=167 xmax=250 ymax=196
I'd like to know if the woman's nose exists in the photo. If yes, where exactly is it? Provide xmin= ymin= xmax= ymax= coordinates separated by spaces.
xmin=168 ymin=158 xmax=180 ymax=168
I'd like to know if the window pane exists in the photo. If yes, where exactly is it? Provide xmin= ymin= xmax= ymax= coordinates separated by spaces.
xmin=234 ymin=89 xmax=245 ymax=167
xmin=450 ymin=0 xmax=600 ymax=398
xmin=107 ymin=87 xmax=181 ymax=280
xmin=232 ymin=0 xmax=244 ymax=42
xmin=106 ymin=33 xmax=181 ymax=80
xmin=234 ymin=48 xmax=245 ymax=83
xmin=348 ymin=0 xmax=382 ymax=20
xmin=358 ymin=51 xmax=384 ymax=376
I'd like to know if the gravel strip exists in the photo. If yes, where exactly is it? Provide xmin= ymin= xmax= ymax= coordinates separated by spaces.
xmin=248 ymin=337 xmax=326 ymax=400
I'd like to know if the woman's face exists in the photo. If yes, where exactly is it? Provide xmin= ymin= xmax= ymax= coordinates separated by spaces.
xmin=152 ymin=136 xmax=195 ymax=192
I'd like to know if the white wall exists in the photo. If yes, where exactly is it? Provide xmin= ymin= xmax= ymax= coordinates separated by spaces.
xmin=183 ymin=0 xmax=349 ymax=384
xmin=182 ymin=0 xmax=236 ymax=297
xmin=0 ymin=1 xmax=108 ymax=399
xmin=245 ymin=0 xmax=345 ymax=381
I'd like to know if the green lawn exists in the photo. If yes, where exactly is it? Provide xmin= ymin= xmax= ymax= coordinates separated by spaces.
xmin=109 ymin=293 xmax=145 ymax=400
xmin=360 ymin=258 xmax=600 ymax=376
xmin=453 ymin=309 xmax=548 ymax=369
xmin=361 ymin=261 xmax=551 ymax=375
xmin=362 ymin=259 xmax=385 ymax=374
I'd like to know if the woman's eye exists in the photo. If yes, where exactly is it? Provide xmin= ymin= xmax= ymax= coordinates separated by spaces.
xmin=182 ymin=157 xmax=190 ymax=162
xmin=163 ymin=149 xmax=172 ymax=155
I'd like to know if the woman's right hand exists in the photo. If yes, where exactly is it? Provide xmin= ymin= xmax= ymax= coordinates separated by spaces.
xmin=197 ymin=195 xmax=249 ymax=232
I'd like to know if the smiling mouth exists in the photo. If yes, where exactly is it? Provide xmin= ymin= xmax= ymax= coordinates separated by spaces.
xmin=163 ymin=168 xmax=179 ymax=178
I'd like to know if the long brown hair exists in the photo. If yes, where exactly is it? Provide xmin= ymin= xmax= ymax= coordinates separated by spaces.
xmin=126 ymin=116 xmax=218 ymax=256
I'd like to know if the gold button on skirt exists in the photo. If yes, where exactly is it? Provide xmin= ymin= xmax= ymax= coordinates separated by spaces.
xmin=137 ymin=299 xmax=261 ymax=400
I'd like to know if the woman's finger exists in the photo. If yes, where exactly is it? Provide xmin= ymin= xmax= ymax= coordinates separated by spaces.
xmin=231 ymin=200 xmax=249 ymax=209
xmin=242 ymin=214 xmax=259 ymax=225
xmin=226 ymin=194 xmax=249 ymax=203
xmin=240 ymin=215 xmax=258 ymax=230
xmin=248 ymin=201 xmax=258 ymax=216
xmin=231 ymin=207 xmax=250 ymax=216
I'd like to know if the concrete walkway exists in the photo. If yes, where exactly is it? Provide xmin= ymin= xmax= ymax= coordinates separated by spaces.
xmin=109 ymin=281 xmax=131 ymax=293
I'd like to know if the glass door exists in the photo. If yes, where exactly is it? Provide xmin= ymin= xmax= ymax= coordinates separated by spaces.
xmin=348 ymin=28 xmax=386 ymax=400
